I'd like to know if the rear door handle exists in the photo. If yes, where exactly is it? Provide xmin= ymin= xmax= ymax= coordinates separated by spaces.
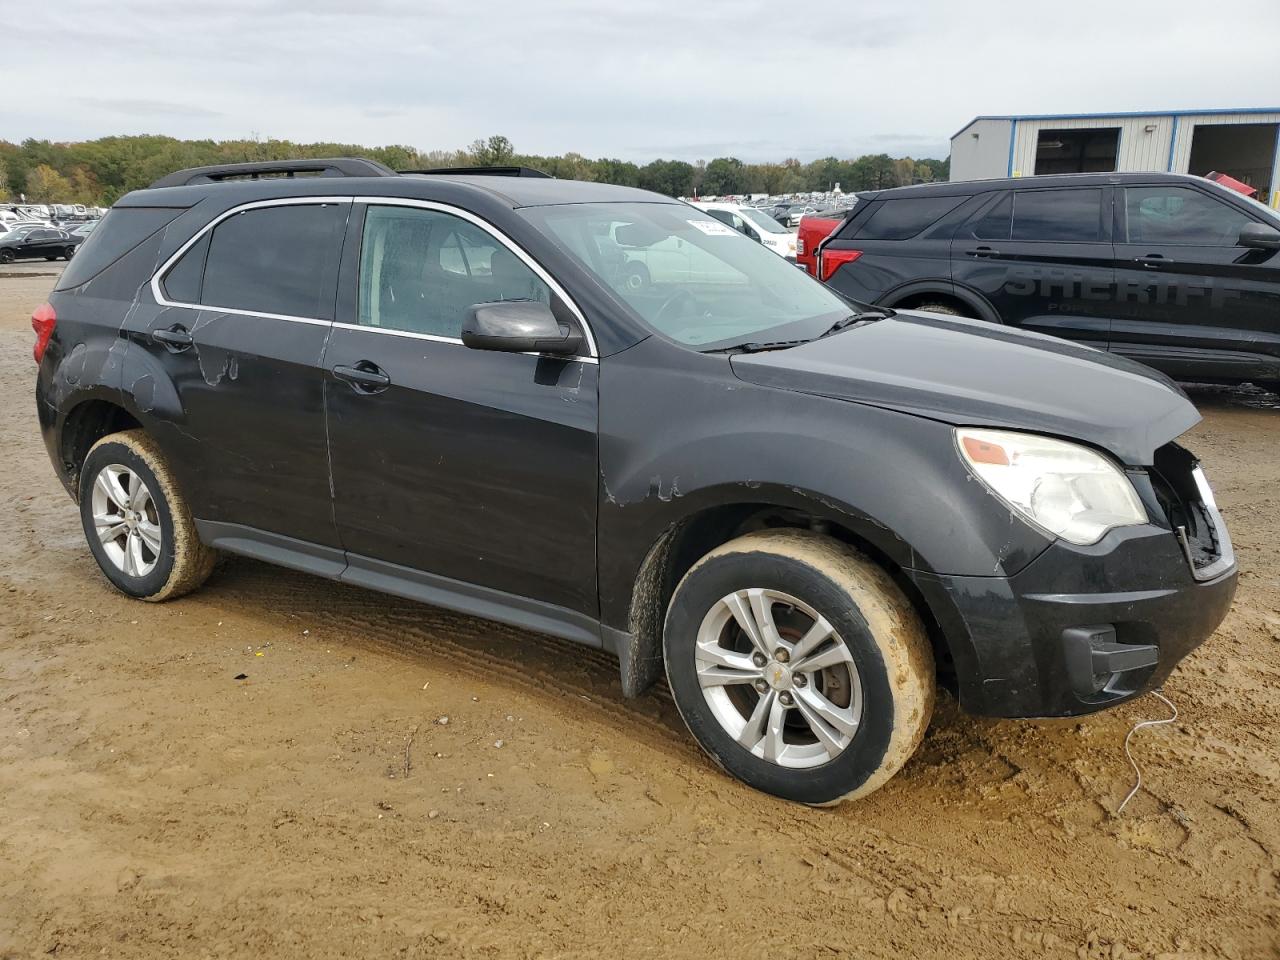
xmin=1135 ymin=254 xmax=1172 ymax=269
xmin=965 ymin=246 xmax=1000 ymax=258
xmin=332 ymin=361 xmax=391 ymax=395
xmin=151 ymin=325 xmax=193 ymax=351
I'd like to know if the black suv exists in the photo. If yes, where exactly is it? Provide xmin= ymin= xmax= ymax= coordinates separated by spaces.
xmin=815 ymin=172 xmax=1280 ymax=387
xmin=0 ymin=226 xmax=82 ymax=262
xmin=34 ymin=158 xmax=1237 ymax=804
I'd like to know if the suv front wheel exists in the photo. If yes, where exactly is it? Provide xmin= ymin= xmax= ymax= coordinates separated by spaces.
xmin=79 ymin=429 xmax=217 ymax=601
xmin=664 ymin=530 xmax=935 ymax=804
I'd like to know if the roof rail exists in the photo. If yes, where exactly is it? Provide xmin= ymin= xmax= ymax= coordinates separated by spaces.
xmin=148 ymin=157 xmax=398 ymax=188
xmin=401 ymin=165 xmax=553 ymax=179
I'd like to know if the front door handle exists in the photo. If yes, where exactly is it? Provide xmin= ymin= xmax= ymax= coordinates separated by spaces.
xmin=1135 ymin=254 xmax=1172 ymax=269
xmin=965 ymin=246 xmax=1000 ymax=258
xmin=332 ymin=361 xmax=391 ymax=395
xmin=151 ymin=325 xmax=193 ymax=352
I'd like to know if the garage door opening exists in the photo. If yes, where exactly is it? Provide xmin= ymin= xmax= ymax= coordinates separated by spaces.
xmin=1188 ymin=122 xmax=1278 ymax=202
xmin=1034 ymin=128 xmax=1120 ymax=175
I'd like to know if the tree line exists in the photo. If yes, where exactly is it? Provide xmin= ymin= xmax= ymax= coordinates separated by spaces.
xmin=1 ymin=134 xmax=949 ymax=207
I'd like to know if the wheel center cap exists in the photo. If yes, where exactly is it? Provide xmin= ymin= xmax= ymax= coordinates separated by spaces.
xmin=766 ymin=661 xmax=793 ymax=691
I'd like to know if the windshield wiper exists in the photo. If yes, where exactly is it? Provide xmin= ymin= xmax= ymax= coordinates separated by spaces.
xmin=717 ymin=309 xmax=893 ymax=354
xmin=730 ymin=338 xmax=813 ymax=353
xmin=808 ymin=310 xmax=893 ymax=341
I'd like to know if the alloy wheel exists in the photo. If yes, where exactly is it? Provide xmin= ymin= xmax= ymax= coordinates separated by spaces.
xmin=90 ymin=464 xmax=162 ymax=578
xmin=696 ymin=588 xmax=862 ymax=768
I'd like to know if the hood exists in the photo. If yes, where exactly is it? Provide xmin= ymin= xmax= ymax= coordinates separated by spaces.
xmin=730 ymin=311 xmax=1199 ymax=465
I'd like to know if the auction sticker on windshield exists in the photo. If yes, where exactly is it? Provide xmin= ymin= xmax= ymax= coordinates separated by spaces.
xmin=687 ymin=218 xmax=737 ymax=236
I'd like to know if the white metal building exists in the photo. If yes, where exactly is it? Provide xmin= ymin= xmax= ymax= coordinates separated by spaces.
xmin=950 ymin=108 xmax=1280 ymax=207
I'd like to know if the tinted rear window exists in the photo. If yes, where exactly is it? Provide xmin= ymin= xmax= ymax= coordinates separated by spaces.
xmin=1011 ymin=188 xmax=1103 ymax=242
xmin=199 ymin=203 xmax=347 ymax=318
xmin=970 ymin=194 xmax=1012 ymax=240
xmin=161 ymin=231 xmax=210 ymax=303
xmin=851 ymin=195 xmax=965 ymax=240
xmin=55 ymin=206 xmax=185 ymax=291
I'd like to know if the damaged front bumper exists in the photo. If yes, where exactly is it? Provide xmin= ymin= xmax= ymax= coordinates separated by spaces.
xmin=909 ymin=519 xmax=1237 ymax=718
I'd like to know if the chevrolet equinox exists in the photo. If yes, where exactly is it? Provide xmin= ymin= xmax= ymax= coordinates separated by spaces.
xmin=34 ymin=158 xmax=1237 ymax=804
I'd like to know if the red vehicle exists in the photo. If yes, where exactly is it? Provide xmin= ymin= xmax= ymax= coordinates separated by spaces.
xmin=795 ymin=213 xmax=843 ymax=278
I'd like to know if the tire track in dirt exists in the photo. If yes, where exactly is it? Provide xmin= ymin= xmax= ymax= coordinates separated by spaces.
xmin=2 ymin=272 xmax=1278 ymax=959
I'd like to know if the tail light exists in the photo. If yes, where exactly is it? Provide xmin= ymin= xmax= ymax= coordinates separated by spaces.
xmin=32 ymin=302 xmax=56 ymax=364
xmin=820 ymin=249 xmax=863 ymax=282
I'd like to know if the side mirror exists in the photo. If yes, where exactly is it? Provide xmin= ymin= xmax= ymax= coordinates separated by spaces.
xmin=1238 ymin=222 xmax=1280 ymax=250
xmin=462 ymin=300 xmax=582 ymax=356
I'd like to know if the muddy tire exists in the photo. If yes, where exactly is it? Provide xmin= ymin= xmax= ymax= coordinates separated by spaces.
xmin=78 ymin=429 xmax=217 ymax=602
xmin=664 ymin=530 xmax=934 ymax=805
xmin=912 ymin=301 xmax=965 ymax=317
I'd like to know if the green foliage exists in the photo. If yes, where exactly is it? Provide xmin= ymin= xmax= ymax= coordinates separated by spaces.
xmin=702 ymin=157 xmax=749 ymax=196
xmin=0 ymin=134 xmax=949 ymax=206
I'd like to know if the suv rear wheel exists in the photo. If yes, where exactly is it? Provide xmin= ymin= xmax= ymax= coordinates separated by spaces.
xmin=663 ymin=530 xmax=934 ymax=804
xmin=912 ymin=301 xmax=964 ymax=317
xmin=79 ymin=430 xmax=217 ymax=601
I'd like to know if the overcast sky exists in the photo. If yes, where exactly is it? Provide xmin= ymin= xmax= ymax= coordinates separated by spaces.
xmin=5 ymin=0 xmax=1279 ymax=163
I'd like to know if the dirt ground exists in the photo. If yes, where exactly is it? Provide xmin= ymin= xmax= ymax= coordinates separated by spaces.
xmin=0 ymin=269 xmax=1276 ymax=960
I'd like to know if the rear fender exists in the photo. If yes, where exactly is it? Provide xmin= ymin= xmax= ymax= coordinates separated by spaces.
xmin=882 ymin=280 xmax=1000 ymax=324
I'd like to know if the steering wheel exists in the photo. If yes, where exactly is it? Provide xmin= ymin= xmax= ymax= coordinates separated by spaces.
xmin=652 ymin=288 xmax=700 ymax=327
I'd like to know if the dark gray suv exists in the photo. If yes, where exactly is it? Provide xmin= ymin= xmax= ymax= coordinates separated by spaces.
xmin=33 ymin=158 xmax=1237 ymax=804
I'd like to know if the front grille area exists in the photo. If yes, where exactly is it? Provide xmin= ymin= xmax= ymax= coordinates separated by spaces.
xmin=1149 ymin=443 xmax=1233 ymax=579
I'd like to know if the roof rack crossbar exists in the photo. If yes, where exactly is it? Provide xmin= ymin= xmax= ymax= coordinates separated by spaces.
xmin=148 ymin=157 xmax=398 ymax=189
xmin=401 ymin=165 xmax=553 ymax=179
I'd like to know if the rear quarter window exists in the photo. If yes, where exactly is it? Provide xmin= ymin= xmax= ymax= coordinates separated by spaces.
xmin=54 ymin=206 xmax=185 ymax=291
xmin=847 ymin=195 xmax=966 ymax=240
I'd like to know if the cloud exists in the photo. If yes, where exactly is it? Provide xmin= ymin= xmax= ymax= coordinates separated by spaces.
xmin=77 ymin=98 xmax=224 ymax=119
xmin=2 ymin=0 xmax=1278 ymax=163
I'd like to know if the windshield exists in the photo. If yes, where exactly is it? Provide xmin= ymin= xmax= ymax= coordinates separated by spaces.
xmin=521 ymin=202 xmax=852 ymax=349
xmin=739 ymin=208 xmax=790 ymax=234
xmin=1233 ymin=190 xmax=1280 ymax=224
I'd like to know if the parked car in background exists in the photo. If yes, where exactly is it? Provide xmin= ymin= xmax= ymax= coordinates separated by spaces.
xmin=796 ymin=213 xmax=843 ymax=278
xmin=814 ymin=172 xmax=1280 ymax=388
xmin=32 ymin=157 xmax=1236 ymax=805
xmin=690 ymin=201 xmax=798 ymax=261
xmin=0 ymin=226 xmax=81 ymax=262
xmin=70 ymin=221 xmax=100 ymax=239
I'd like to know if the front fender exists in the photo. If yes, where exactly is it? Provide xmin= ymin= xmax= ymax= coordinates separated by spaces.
xmin=596 ymin=337 xmax=1052 ymax=633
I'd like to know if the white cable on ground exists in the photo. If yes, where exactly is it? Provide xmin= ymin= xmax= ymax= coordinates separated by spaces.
xmin=1117 ymin=689 xmax=1178 ymax=815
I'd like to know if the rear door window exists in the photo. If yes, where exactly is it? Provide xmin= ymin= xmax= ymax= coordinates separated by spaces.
xmin=970 ymin=194 xmax=1012 ymax=240
xmin=1011 ymin=188 xmax=1103 ymax=242
xmin=1123 ymin=186 xmax=1253 ymax=246
xmin=161 ymin=232 xmax=210 ymax=303
xmin=198 ymin=202 xmax=348 ymax=319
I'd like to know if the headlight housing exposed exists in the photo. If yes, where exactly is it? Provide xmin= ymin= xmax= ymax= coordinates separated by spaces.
xmin=955 ymin=428 xmax=1148 ymax=545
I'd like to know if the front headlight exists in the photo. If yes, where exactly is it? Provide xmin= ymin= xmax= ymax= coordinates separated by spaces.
xmin=955 ymin=428 xmax=1148 ymax=545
